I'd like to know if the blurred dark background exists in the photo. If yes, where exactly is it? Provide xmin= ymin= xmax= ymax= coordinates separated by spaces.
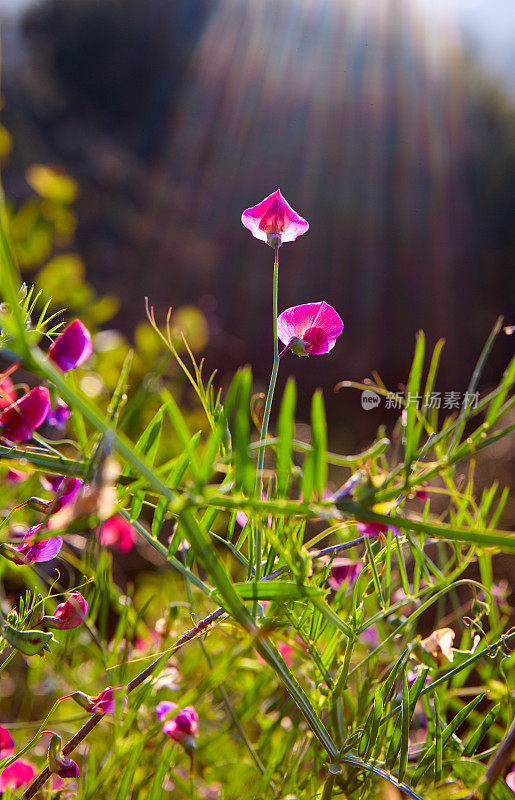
xmin=0 ymin=0 xmax=514 ymax=447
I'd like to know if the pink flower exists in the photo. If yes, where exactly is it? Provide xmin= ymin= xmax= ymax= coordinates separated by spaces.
xmin=356 ymin=522 xmax=392 ymax=538
xmin=277 ymin=302 xmax=343 ymax=356
xmin=37 ymin=476 xmax=83 ymax=515
xmin=241 ymin=190 xmax=309 ymax=245
xmin=44 ymin=592 xmax=87 ymax=630
xmin=48 ymin=319 xmax=92 ymax=372
xmin=5 ymin=468 xmax=27 ymax=484
xmin=0 ymin=377 xmax=17 ymax=410
xmin=14 ymin=525 xmax=63 ymax=564
xmin=0 ymin=386 xmax=50 ymax=442
xmin=0 ymin=760 xmax=36 ymax=791
xmin=506 ymin=766 xmax=515 ymax=792
xmin=327 ymin=558 xmax=362 ymax=591
xmin=278 ymin=643 xmax=295 ymax=667
xmin=163 ymin=707 xmax=198 ymax=750
xmin=99 ymin=516 xmax=137 ymax=553
xmin=85 ymin=687 xmax=117 ymax=715
xmin=0 ymin=726 xmax=15 ymax=758
xmin=156 ymin=701 xmax=177 ymax=722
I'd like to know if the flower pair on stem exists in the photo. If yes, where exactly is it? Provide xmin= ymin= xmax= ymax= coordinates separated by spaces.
xmin=241 ymin=190 xmax=343 ymax=580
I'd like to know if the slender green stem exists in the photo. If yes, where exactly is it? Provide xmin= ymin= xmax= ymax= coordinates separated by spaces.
xmin=254 ymin=242 xmax=280 ymax=580
xmin=321 ymin=771 xmax=336 ymax=800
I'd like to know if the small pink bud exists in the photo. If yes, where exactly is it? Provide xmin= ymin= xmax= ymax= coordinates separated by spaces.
xmin=241 ymin=190 xmax=309 ymax=245
xmin=43 ymin=592 xmax=87 ymax=630
xmin=48 ymin=319 xmax=92 ymax=372
xmin=0 ymin=386 xmax=50 ymax=442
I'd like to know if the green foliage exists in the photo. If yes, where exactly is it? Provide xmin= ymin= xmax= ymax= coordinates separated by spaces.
xmin=0 ymin=179 xmax=514 ymax=800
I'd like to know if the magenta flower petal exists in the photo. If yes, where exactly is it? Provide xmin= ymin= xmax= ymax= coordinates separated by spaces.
xmin=52 ymin=477 xmax=83 ymax=514
xmin=46 ymin=592 xmax=88 ymax=630
xmin=241 ymin=190 xmax=309 ymax=244
xmin=356 ymin=521 xmax=392 ymax=538
xmin=0 ymin=726 xmax=15 ymax=758
xmin=156 ymin=701 xmax=177 ymax=722
xmin=0 ymin=376 xmax=17 ymax=410
xmin=47 ymin=399 xmax=71 ymax=430
xmin=277 ymin=302 xmax=343 ymax=355
xmin=99 ymin=516 xmax=137 ymax=553
xmin=0 ymin=386 xmax=50 ymax=442
xmin=327 ymin=558 xmax=363 ymax=591
xmin=0 ymin=759 xmax=36 ymax=791
xmin=86 ymin=687 xmax=116 ymax=715
xmin=163 ymin=707 xmax=199 ymax=747
xmin=48 ymin=319 xmax=92 ymax=372
xmin=16 ymin=526 xmax=63 ymax=564
xmin=506 ymin=767 xmax=515 ymax=792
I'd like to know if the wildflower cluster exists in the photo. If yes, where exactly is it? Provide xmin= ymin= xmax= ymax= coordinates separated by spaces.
xmin=0 ymin=186 xmax=513 ymax=800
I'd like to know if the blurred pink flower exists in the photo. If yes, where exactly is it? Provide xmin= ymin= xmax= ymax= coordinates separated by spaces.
xmin=241 ymin=190 xmax=309 ymax=245
xmin=0 ymin=726 xmax=14 ymax=758
xmin=356 ymin=521 xmax=392 ymax=538
xmin=99 ymin=516 xmax=137 ymax=553
xmin=38 ymin=476 xmax=83 ymax=515
xmin=0 ymin=386 xmax=50 ymax=442
xmin=506 ymin=766 xmax=515 ymax=792
xmin=43 ymin=592 xmax=87 ymax=630
xmin=6 ymin=468 xmax=27 ymax=484
xmin=0 ymin=376 xmax=17 ymax=410
xmin=48 ymin=319 xmax=92 ymax=372
xmin=0 ymin=759 xmax=36 ymax=791
xmin=163 ymin=707 xmax=198 ymax=751
xmin=277 ymin=302 xmax=343 ymax=356
xmin=14 ymin=525 xmax=63 ymax=564
xmin=257 ymin=641 xmax=295 ymax=668
xmin=47 ymin=399 xmax=72 ymax=431
xmin=326 ymin=558 xmax=362 ymax=591
xmin=156 ymin=701 xmax=177 ymax=722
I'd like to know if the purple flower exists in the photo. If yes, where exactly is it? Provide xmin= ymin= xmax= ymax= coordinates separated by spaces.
xmin=5 ymin=468 xmax=28 ymax=484
xmin=406 ymin=669 xmax=431 ymax=689
xmin=43 ymin=592 xmax=87 ymax=630
xmin=277 ymin=302 xmax=343 ymax=356
xmin=162 ymin=707 xmax=198 ymax=751
xmin=241 ymin=190 xmax=309 ymax=245
xmin=0 ymin=386 xmax=50 ymax=442
xmin=156 ymin=701 xmax=177 ymax=722
xmin=47 ymin=399 xmax=71 ymax=431
xmin=326 ymin=558 xmax=362 ymax=591
xmin=14 ymin=526 xmax=63 ymax=564
xmin=48 ymin=319 xmax=92 ymax=372
xmin=0 ymin=726 xmax=15 ymax=758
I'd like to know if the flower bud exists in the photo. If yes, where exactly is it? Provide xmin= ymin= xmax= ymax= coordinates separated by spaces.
xmin=48 ymin=319 xmax=92 ymax=372
xmin=45 ymin=732 xmax=80 ymax=779
xmin=2 ymin=624 xmax=56 ymax=656
xmin=42 ymin=592 xmax=87 ymax=630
